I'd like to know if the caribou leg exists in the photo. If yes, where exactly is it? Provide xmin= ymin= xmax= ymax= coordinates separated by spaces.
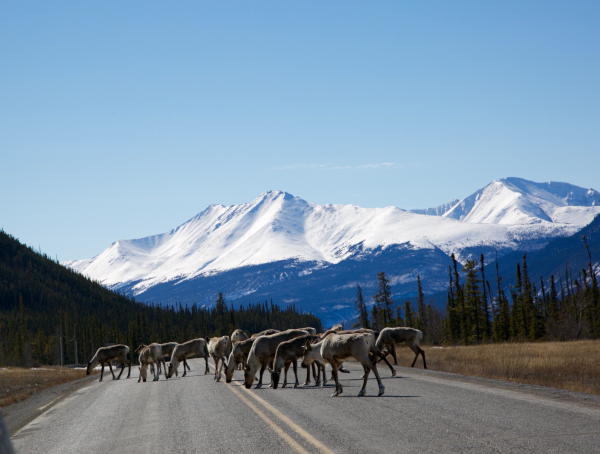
xmin=390 ymin=343 xmax=399 ymax=366
xmin=256 ymin=363 xmax=267 ymax=389
xmin=329 ymin=361 xmax=342 ymax=397
xmin=116 ymin=362 xmax=126 ymax=379
xmin=339 ymin=364 xmax=350 ymax=373
xmin=283 ymin=363 xmax=291 ymax=388
xmin=377 ymin=350 xmax=396 ymax=376
xmin=358 ymin=365 xmax=371 ymax=396
xmin=108 ymin=362 xmax=117 ymax=380
xmin=304 ymin=361 xmax=311 ymax=386
xmin=372 ymin=358 xmax=385 ymax=396
xmin=292 ymin=360 xmax=299 ymax=388
xmin=182 ymin=359 xmax=188 ymax=377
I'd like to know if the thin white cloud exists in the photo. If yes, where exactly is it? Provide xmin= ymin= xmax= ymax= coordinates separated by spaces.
xmin=272 ymin=162 xmax=414 ymax=171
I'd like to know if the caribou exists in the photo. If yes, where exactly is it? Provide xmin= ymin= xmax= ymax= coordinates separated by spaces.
xmin=134 ymin=342 xmax=190 ymax=375
xmin=86 ymin=344 xmax=131 ymax=382
xmin=244 ymin=329 xmax=309 ymax=389
xmin=300 ymin=339 xmax=328 ymax=387
xmin=375 ymin=327 xmax=427 ymax=369
xmin=271 ymin=334 xmax=320 ymax=389
xmin=138 ymin=343 xmax=167 ymax=382
xmin=158 ymin=342 xmax=190 ymax=373
xmin=225 ymin=337 xmax=255 ymax=383
xmin=208 ymin=335 xmax=232 ymax=382
xmin=250 ymin=329 xmax=280 ymax=339
xmin=297 ymin=327 xmax=317 ymax=336
xmin=231 ymin=329 xmax=249 ymax=344
xmin=307 ymin=332 xmax=388 ymax=397
xmin=168 ymin=338 xmax=210 ymax=378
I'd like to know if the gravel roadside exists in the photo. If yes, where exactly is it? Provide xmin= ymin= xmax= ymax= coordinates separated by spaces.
xmin=2 ymin=374 xmax=99 ymax=435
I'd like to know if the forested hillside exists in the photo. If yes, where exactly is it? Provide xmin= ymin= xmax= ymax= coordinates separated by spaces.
xmin=354 ymin=217 xmax=600 ymax=345
xmin=0 ymin=231 xmax=322 ymax=366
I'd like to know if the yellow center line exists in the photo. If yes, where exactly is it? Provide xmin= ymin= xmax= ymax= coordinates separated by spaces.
xmin=228 ymin=384 xmax=311 ymax=454
xmin=228 ymin=381 xmax=336 ymax=454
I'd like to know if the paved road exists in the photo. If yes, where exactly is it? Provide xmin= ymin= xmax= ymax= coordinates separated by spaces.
xmin=11 ymin=359 xmax=600 ymax=453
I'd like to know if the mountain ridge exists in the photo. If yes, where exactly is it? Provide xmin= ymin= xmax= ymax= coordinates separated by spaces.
xmin=63 ymin=177 xmax=600 ymax=324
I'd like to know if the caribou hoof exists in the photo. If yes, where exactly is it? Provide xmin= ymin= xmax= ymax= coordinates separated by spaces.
xmin=378 ymin=385 xmax=385 ymax=396
xmin=255 ymin=384 xmax=262 ymax=389
xmin=392 ymin=369 xmax=397 ymax=377
xmin=358 ymin=388 xmax=366 ymax=397
xmin=340 ymin=368 xmax=350 ymax=374
xmin=294 ymin=382 xmax=299 ymax=388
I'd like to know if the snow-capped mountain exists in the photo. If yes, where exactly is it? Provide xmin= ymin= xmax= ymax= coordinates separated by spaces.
xmin=411 ymin=177 xmax=600 ymax=224
xmin=64 ymin=178 xmax=600 ymax=325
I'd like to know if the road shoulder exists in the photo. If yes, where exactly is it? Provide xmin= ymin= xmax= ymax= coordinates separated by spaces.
xmin=2 ymin=374 xmax=99 ymax=435
xmin=396 ymin=366 xmax=600 ymax=411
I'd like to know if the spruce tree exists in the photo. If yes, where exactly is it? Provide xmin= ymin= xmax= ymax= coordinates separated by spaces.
xmin=416 ymin=275 xmax=427 ymax=338
xmin=480 ymin=254 xmax=491 ymax=340
xmin=373 ymin=272 xmax=394 ymax=327
xmin=462 ymin=260 xmax=483 ymax=344
xmin=354 ymin=284 xmax=370 ymax=329
xmin=404 ymin=301 xmax=415 ymax=328
xmin=493 ymin=257 xmax=511 ymax=342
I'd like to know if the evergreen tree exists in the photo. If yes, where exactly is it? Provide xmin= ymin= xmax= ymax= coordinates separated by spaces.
xmin=445 ymin=265 xmax=459 ymax=343
xmin=451 ymin=254 xmax=465 ymax=343
xmin=462 ymin=260 xmax=483 ymax=344
xmin=416 ymin=275 xmax=427 ymax=338
xmin=493 ymin=257 xmax=511 ymax=342
xmin=480 ymin=254 xmax=491 ymax=340
xmin=354 ymin=284 xmax=370 ymax=329
xmin=373 ymin=272 xmax=394 ymax=327
xmin=404 ymin=301 xmax=415 ymax=328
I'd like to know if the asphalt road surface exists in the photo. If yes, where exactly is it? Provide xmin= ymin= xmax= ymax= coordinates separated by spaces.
xmin=11 ymin=358 xmax=600 ymax=454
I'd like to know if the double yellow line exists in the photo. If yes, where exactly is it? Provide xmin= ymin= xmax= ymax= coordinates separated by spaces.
xmin=227 ymin=382 xmax=335 ymax=454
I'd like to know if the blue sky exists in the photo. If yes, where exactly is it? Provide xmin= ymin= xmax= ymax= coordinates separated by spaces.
xmin=1 ymin=1 xmax=599 ymax=261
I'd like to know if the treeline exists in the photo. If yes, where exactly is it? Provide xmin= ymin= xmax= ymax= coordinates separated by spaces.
xmin=355 ymin=236 xmax=600 ymax=345
xmin=0 ymin=230 xmax=322 ymax=367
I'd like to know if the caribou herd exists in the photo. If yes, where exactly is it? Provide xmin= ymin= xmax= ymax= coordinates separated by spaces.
xmin=86 ymin=325 xmax=426 ymax=397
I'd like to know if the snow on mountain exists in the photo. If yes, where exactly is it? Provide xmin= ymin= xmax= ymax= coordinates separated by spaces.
xmin=413 ymin=177 xmax=600 ymax=225
xmin=64 ymin=178 xmax=600 ymax=303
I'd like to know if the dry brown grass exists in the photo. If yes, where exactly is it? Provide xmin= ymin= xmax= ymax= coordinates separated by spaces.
xmin=0 ymin=366 xmax=91 ymax=407
xmin=392 ymin=339 xmax=600 ymax=395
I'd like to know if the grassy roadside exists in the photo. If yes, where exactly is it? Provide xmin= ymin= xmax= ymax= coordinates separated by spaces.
xmin=0 ymin=366 xmax=93 ymax=407
xmin=393 ymin=339 xmax=600 ymax=395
